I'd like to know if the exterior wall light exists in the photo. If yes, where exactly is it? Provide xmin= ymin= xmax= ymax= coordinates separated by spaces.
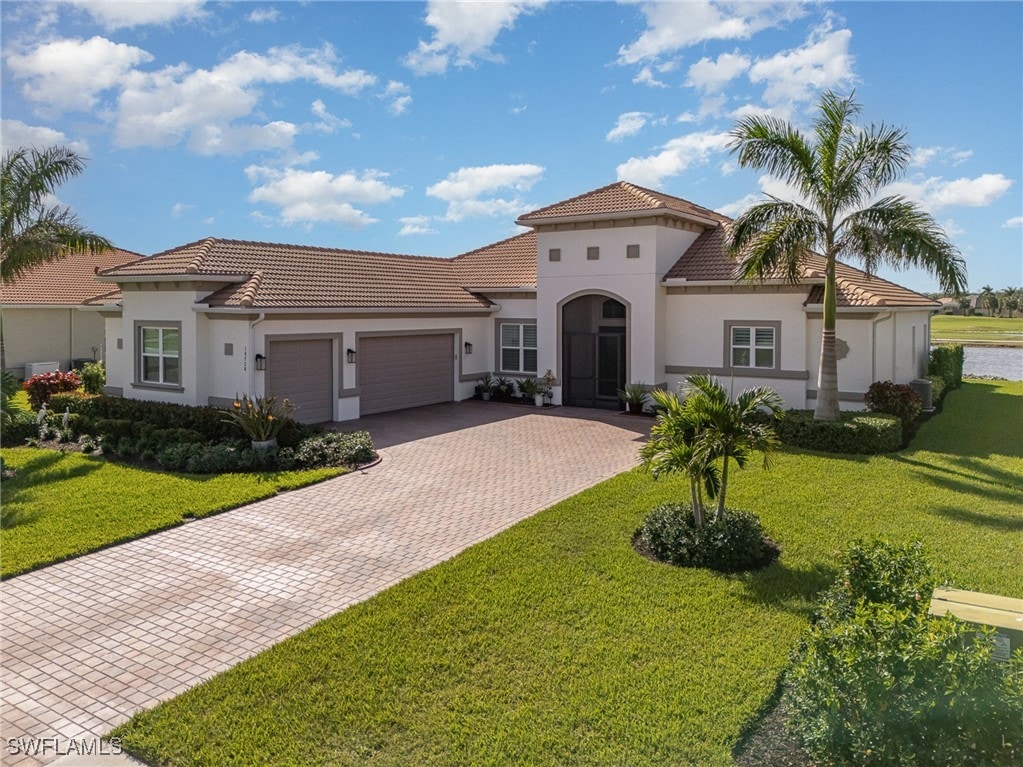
xmin=254 ymin=353 xmax=266 ymax=371
xmin=464 ymin=341 xmax=473 ymax=355
xmin=347 ymin=348 xmax=357 ymax=364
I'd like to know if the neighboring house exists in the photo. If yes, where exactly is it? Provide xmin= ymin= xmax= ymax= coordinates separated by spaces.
xmin=1 ymin=248 xmax=143 ymax=379
xmin=96 ymin=182 xmax=939 ymax=423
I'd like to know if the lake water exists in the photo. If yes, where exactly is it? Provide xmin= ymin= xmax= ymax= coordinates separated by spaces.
xmin=957 ymin=346 xmax=1023 ymax=381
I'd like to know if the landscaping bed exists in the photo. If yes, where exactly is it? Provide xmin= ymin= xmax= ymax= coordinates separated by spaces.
xmin=109 ymin=380 xmax=1023 ymax=766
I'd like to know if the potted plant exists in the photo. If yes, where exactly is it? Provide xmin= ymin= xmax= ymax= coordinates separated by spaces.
xmin=517 ymin=377 xmax=539 ymax=405
xmin=495 ymin=377 xmax=514 ymax=402
xmin=224 ymin=394 xmax=294 ymax=449
xmin=618 ymin=382 xmax=649 ymax=415
xmin=475 ymin=373 xmax=495 ymax=401
xmin=540 ymin=369 xmax=556 ymax=406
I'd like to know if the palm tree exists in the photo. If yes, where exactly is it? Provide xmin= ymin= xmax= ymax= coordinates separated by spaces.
xmin=640 ymin=375 xmax=783 ymax=525
xmin=1 ymin=146 xmax=112 ymax=371
xmin=639 ymin=387 xmax=720 ymax=527
xmin=682 ymin=375 xmax=784 ymax=521
xmin=1001 ymin=287 xmax=1019 ymax=318
xmin=727 ymin=91 xmax=967 ymax=421
xmin=1 ymin=146 xmax=112 ymax=282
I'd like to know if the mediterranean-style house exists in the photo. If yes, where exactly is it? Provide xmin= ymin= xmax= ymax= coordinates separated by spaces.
xmin=1 ymin=248 xmax=142 ymax=379
xmin=96 ymin=182 xmax=939 ymax=423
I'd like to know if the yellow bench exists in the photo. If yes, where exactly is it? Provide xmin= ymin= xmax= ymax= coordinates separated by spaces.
xmin=928 ymin=587 xmax=1023 ymax=662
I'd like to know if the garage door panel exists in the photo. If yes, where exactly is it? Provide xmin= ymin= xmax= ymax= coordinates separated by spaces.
xmin=267 ymin=339 xmax=334 ymax=423
xmin=359 ymin=335 xmax=453 ymax=416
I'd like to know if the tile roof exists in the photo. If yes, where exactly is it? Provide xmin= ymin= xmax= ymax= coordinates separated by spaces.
xmin=452 ymin=231 xmax=537 ymax=288
xmin=517 ymin=181 xmax=726 ymax=224
xmin=1 ymin=248 xmax=143 ymax=305
xmin=102 ymin=238 xmax=493 ymax=310
xmin=665 ymin=223 xmax=940 ymax=308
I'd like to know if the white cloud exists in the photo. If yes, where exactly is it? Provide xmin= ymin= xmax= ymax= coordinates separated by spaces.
xmin=717 ymin=174 xmax=807 ymax=217
xmin=686 ymin=51 xmax=750 ymax=93
xmin=615 ymin=130 xmax=732 ymax=188
xmin=618 ymin=1 xmax=806 ymax=64
xmin=606 ymin=111 xmax=651 ymax=142
xmin=309 ymin=100 xmax=351 ymax=133
xmin=171 ymin=202 xmax=194 ymax=218
xmin=427 ymin=163 xmax=544 ymax=221
xmin=112 ymin=45 xmax=375 ymax=152
xmin=1003 ymin=216 xmax=1023 ymax=229
xmin=6 ymin=36 xmax=153 ymax=112
xmin=247 ymin=7 xmax=281 ymax=24
xmin=885 ymin=173 xmax=1013 ymax=212
xmin=404 ymin=0 xmax=547 ymax=75
xmin=246 ymin=166 xmax=404 ymax=227
xmin=1 ymin=119 xmax=88 ymax=153
xmin=382 ymin=81 xmax=412 ymax=116
xmin=633 ymin=66 xmax=667 ymax=88
xmin=939 ymin=218 xmax=965 ymax=238
xmin=911 ymin=146 xmax=974 ymax=168
xmin=398 ymin=215 xmax=438 ymax=236
xmin=749 ymin=21 xmax=855 ymax=106
xmin=67 ymin=0 xmax=208 ymax=30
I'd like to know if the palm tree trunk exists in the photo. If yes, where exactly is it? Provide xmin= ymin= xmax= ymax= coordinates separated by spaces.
xmin=690 ymin=478 xmax=705 ymax=527
xmin=716 ymin=456 xmax=729 ymax=522
xmin=814 ymin=257 xmax=841 ymax=421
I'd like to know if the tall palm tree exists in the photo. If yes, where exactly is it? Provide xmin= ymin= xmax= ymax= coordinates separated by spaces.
xmin=1 ymin=146 xmax=111 ymax=282
xmin=682 ymin=375 xmax=784 ymax=521
xmin=727 ymin=91 xmax=968 ymax=421
xmin=979 ymin=285 xmax=998 ymax=317
xmin=1 ymin=146 xmax=112 ymax=371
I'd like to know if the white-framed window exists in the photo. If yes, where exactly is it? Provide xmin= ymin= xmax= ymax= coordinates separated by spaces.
xmin=500 ymin=323 xmax=537 ymax=373
xmin=139 ymin=325 xmax=181 ymax=385
xmin=730 ymin=325 xmax=775 ymax=369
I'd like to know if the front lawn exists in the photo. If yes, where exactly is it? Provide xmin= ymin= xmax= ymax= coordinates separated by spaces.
xmin=931 ymin=314 xmax=1023 ymax=345
xmin=113 ymin=381 xmax=1022 ymax=767
xmin=0 ymin=448 xmax=343 ymax=578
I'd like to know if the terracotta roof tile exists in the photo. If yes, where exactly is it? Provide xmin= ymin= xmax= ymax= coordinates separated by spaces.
xmin=1 ymin=248 xmax=143 ymax=305
xmin=103 ymin=239 xmax=493 ymax=310
xmin=517 ymin=181 xmax=726 ymax=224
xmin=667 ymin=224 xmax=940 ymax=308
xmin=452 ymin=231 xmax=537 ymax=288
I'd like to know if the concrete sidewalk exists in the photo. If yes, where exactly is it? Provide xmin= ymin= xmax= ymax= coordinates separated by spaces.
xmin=1 ymin=403 xmax=649 ymax=766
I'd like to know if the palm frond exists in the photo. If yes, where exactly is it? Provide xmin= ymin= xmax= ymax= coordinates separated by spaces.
xmin=728 ymin=113 xmax=817 ymax=199
xmin=728 ymin=200 xmax=822 ymax=284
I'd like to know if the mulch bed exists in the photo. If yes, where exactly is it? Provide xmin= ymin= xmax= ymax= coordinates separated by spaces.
xmin=732 ymin=699 xmax=816 ymax=767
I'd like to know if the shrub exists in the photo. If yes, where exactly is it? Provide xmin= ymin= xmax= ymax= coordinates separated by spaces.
xmin=95 ymin=418 xmax=135 ymax=443
xmin=775 ymin=409 xmax=901 ymax=454
xmin=2 ymin=410 xmax=39 ymax=445
xmin=292 ymin=431 xmax=375 ymax=469
xmin=223 ymin=394 xmax=295 ymax=442
xmin=80 ymin=361 xmax=106 ymax=395
xmin=786 ymin=604 xmax=1023 ymax=767
xmin=23 ymin=370 xmax=81 ymax=409
xmin=927 ymin=373 xmax=948 ymax=406
xmin=634 ymin=502 xmax=779 ymax=573
xmin=865 ymin=380 xmax=921 ymax=430
xmin=929 ymin=344 xmax=964 ymax=390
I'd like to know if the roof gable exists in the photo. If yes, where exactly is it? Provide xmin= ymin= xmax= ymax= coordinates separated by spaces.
xmin=517 ymin=181 xmax=725 ymax=225
xmin=0 ymin=248 xmax=143 ymax=305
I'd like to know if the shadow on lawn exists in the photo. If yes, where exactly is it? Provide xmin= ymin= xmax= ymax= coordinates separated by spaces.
xmin=732 ymin=560 xmax=837 ymax=619
xmin=893 ymin=457 xmax=1023 ymax=506
xmin=0 ymin=450 xmax=103 ymax=517
xmin=930 ymin=505 xmax=1023 ymax=533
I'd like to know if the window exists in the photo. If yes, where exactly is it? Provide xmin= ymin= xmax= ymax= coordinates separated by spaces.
xmin=139 ymin=325 xmax=181 ymax=385
xmin=587 ymin=246 xmax=599 ymax=261
xmin=549 ymin=248 xmax=561 ymax=262
xmin=626 ymin=244 xmax=640 ymax=259
xmin=730 ymin=325 xmax=775 ymax=369
xmin=601 ymin=299 xmax=626 ymax=319
xmin=500 ymin=323 xmax=537 ymax=373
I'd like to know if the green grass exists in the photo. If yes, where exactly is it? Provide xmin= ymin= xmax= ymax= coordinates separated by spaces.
xmin=931 ymin=314 xmax=1023 ymax=345
xmin=112 ymin=381 xmax=1023 ymax=767
xmin=0 ymin=449 xmax=343 ymax=578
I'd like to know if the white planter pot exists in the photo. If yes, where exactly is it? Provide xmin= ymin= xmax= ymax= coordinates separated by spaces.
xmin=251 ymin=438 xmax=278 ymax=451
xmin=482 ymin=392 xmax=491 ymax=401
xmin=534 ymin=394 xmax=545 ymax=407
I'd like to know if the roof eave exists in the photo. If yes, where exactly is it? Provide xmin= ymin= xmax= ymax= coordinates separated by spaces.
xmin=463 ymin=285 xmax=537 ymax=293
xmin=193 ymin=305 xmax=498 ymax=315
xmin=516 ymin=208 xmax=719 ymax=229
xmin=801 ymin=303 xmax=939 ymax=313
xmin=96 ymin=273 xmax=250 ymax=285
xmin=662 ymin=277 xmax=822 ymax=287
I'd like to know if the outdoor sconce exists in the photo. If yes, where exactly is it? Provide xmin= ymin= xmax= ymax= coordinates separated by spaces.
xmin=347 ymin=348 xmax=357 ymax=364
xmin=464 ymin=341 xmax=473 ymax=355
xmin=254 ymin=353 xmax=266 ymax=371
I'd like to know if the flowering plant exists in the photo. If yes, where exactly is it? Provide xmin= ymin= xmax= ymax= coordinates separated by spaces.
xmin=223 ymin=394 xmax=294 ymax=441
xmin=23 ymin=370 xmax=81 ymax=409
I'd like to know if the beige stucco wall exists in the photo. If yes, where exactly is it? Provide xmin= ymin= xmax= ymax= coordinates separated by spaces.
xmin=2 ymin=307 xmax=104 ymax=375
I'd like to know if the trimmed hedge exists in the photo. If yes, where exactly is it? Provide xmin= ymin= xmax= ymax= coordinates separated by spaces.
xmin=929 ymin=344 xmax=964 ymax=398
xmin=775 ymin=409 xmax=902 ymax=454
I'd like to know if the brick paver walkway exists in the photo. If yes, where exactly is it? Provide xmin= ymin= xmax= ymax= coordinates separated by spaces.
xmin=1 ymin=403 xmax=649 ymax=766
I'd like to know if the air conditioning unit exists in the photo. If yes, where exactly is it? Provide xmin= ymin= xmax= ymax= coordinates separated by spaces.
xmin=25 ymin=362 xmax=60 ymax=377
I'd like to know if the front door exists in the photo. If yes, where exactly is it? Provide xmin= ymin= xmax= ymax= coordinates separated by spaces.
xmin=564 ymin=329 xmax=625 ymax=408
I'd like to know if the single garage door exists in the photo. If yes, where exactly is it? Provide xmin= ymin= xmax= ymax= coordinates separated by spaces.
xmin=267 ymin=339 xmax=334 ymax=423
xmin=359 ymin=334 xmax=454 ymax=416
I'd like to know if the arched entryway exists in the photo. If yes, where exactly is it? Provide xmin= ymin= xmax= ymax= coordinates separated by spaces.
xmin=561 ymin=294 xmax=628 ymax=409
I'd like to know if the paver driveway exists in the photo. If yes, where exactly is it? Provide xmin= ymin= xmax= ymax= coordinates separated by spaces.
xmin=1 ymin=402 xmax=649 ymax=766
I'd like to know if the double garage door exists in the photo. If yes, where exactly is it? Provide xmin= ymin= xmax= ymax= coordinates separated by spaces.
xmin=266 ymin=334 xmax=454 ymax=422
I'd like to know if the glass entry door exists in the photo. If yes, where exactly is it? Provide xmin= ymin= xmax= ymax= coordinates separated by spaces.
xmin=564 ymin=329 xmax=625 ymax=408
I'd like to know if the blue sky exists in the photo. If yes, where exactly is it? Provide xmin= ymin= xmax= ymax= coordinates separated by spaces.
xmin=2 ymin=1 xmax=1020 ymax=294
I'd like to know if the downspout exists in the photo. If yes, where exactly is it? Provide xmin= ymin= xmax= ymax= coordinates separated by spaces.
xmin=871 ymin=312 xmax=892 ymax=383
xmin=248 ymin=312 xmax=266 ymax=396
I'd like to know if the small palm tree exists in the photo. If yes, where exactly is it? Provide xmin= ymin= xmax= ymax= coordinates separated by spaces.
xmin=640 ymin=387 xmax=720 ymax=527
xmin=727 ymin=91 xmax=967 ymax=421
xmin=682 ymin=375 xmax=784 ymax=521
xmin=979 ymin=285 xmax=998 ymax=317
xmin=1 ymin=146 xmax=112 ymax=282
